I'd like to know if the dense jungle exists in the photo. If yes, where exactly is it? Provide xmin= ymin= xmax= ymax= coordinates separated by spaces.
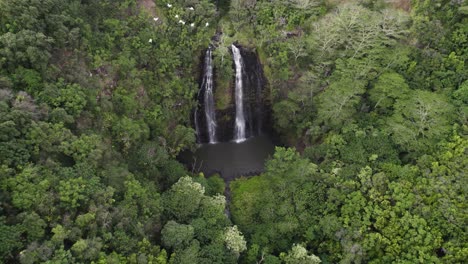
xmin=0 ymin=0 xmax=467 ymax=263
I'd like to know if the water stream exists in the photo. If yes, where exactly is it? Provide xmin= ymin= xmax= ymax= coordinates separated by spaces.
xmin=232 ymin=45 xmax=247 ymax=143
xmin=203 ymin=48 xmax=217 ymax=144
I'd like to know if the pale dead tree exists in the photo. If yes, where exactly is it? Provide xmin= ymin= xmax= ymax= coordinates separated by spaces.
xmin=311 ymin=5 xmax=363 ymax=57
xmin=331 ymin=93 xmax=354 ymax=120
xmin=288 ymin=38 xmax=308 ymax=63
xmin=297 ymin=68 xmax=327 ymax=99
xmin=0 ymin=88 xmax=13 ymax=102
xmin=380 ymin=9 xmax=410 ymax=38
xmin=334 ymin=4 xmax=362 ymax=35
xmin=392 ymin=90 xmax=454 ymax=143
xmin=13 ymin=91 xmax=36 ymax=113
xmin=312 ymin=15 xmax=340 ymax=58
xmin=242 ymin=0 xmax=257 ymax=9
xmin=336 ymin=5 xmax=378 ymax=54
xmin=231 ymin=0 xmax=257 ymax=12
xmin=415 ymin=97 xmax=430 ymax=137
xmin=230 ymin=0 xmax=257 ymax=21
xmin=349 ymin=15 xmax=381 ymax=59
xmin=312 ymin=3 xmax=409 ymax=59
xmin=288 ymin=0 xmax=321 ymax=9
xmin=256 ymin=252 xmax=265 ymax=264
xmin=383 ymin=0 xmax=412 ymax=11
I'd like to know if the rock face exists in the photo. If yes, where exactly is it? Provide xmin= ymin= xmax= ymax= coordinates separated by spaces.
xmin=194 ymin=45 xmax=271 ymax=143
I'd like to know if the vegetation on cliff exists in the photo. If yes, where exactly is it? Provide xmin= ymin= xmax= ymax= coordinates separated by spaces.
xmin=0 ymin=0 xmax=466 ymax=263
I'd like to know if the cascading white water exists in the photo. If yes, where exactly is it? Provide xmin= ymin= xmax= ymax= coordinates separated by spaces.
xmin=232 ymin=45 xmax=246 ymax=143
xmin=203 ymin=48 xmax=217 ymax=144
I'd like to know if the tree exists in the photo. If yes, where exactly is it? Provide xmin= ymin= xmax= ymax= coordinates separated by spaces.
xmin=310 ymin=3 xmax=408 ymax=61
xmin=163 ymin=176 xmax=205 ymax=222
xmin=61 ymin=134 xmax=104 ymax=168
xmin=287 ymin=38 xmax=308 ymax=65
xmin=58 ymin=176 xmax=89 ymax=210
xmin=0 ymin=218 xmax=22 ymax=260
xmin=111 ymin=116 xmax=150 ymax=152
xmin=0 ymin=30 xmax=53 ymax=72
xmin=19 ymin=212 xmax=46 ymax=243
xmin=231 ymin=148 xmax=326 ymax=253
xmin=388 ymin=90 xmax=455 ymax=151
xmin=315 ymin=76 xmax=366 ymax=128
xmin=369 ymin=72 xmax=410 ymax=114
xmin=70 ymin=238 xmax=102 ymax=261
xmin=165 ymin=125 xmax=196 ymax=157
xmin=287 ymin=0 xmax=320 ymax=10
xmin=161 ymin=221 xmax=195 ymax=249
xmin=280 ymin=244 xmax=321 ymax=264
xmin=0 ymin=92 xmax=35 ymax=167
xmin=5 ymin=166 xmax=52 ymax=212
xmin=224 ymin=225 xmax=247 ymax=256
xmin=39 ymin=81 xmax=87 ymax=117
xmin=415 ymin=134 xmax=468 ymax=263
xmin=171 ymin=240 xmax=201 ymax=264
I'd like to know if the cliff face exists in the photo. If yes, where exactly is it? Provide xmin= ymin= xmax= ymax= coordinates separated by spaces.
xmin=195 ymin=46 xmax=272 ymax=143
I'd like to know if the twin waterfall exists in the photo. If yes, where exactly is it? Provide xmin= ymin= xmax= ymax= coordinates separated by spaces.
xmin=202 ymin=47 xmax=217 ymax=144
xmin=231 ymin=45 xmax=247 ymax=143
xmin=196 ymin=44 xmax=261 ymax=144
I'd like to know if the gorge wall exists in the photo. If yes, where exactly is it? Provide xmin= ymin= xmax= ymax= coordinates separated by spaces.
xmin=194 ymin=45 xmax=271 ymax=144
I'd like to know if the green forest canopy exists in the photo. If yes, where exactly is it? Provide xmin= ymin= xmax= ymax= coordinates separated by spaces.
xmin=0 ymin=0 xmax=466 ymax=263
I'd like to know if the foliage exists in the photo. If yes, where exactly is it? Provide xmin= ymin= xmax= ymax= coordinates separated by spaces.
xmin=280 ymin=244 xmax=321 ymax=264
xmin=226 ymin=2 xmax=466 ymax=262
xmin=0 ymin=0 xmax=466 ymax=263
xmin=224 ymin=225 xmax=247 ymax=255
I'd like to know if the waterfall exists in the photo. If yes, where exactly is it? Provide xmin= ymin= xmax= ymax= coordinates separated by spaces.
xmin=195 ymin=44 xmax=265 ymax=144
xmin=203 ymin=47 xmax=217 ymax=144
xmin=232 ymin=44 xmax=246 ymax=143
